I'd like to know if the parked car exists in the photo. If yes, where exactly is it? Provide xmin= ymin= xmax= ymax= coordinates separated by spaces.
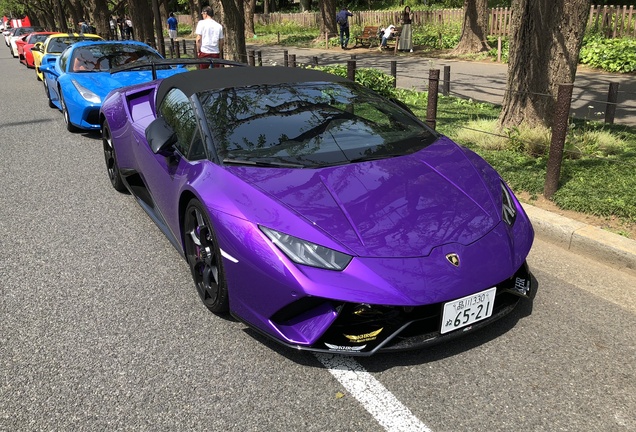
xmin=15 ymin=31 xmax=57 ymax=67
xmin=3 ymin=27 xmax=17 ymax=47
xmin=8 ymin=26 xmax=44 ymax=57
xmin=40 ymin=40 xmax=187 ymax=132
xmin=31 ymin=33 xmax=102 ymax=81
xmin=100 ymin=65 xmax=537 ymax=356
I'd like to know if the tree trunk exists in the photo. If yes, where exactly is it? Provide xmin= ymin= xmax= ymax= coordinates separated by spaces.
xmin=86 ymin=0 xmax=112 ymax=39
xmin=244 ymin=0 xmax=255 ymax=38
xmin=219 ymin=0 xmax=247 ymax=63
xmin=452 ymin=0 xmax=490 ymax=54
xmin=318 ymin=0 xmax=337 ymax=37
xmin=499 ymin=0 xmax=591 ymax=128
xmin=299 ymin=0 xmax=311 ymax=12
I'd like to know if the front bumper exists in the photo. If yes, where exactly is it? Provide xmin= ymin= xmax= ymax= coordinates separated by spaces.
xmin=249 ymin=262 xmax=536 ymax=356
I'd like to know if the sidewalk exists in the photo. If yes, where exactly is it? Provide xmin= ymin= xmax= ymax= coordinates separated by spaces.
xmin=247 ymin=43 xmax=636 ymax=127
xmin=246 ymin=43 xmax=636 ymax=272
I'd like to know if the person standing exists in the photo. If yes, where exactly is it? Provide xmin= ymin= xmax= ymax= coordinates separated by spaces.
xmin=336 ymin=7 xmax=353 ymax=50
xmin=167 ymin=12 xmax=178 ymax=52
xmin=125 ymin=17 xmax=134 ymax=40
xmin=398 ymin=6 xmax=414 ymax=52
xmin=195 ymin=6 xmax=224 ymax=69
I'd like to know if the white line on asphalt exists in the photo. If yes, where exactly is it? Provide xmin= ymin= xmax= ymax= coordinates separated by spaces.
xmin=315 ymin=353 xmax=432 ymax=432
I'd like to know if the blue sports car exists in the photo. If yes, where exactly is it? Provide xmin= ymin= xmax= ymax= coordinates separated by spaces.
xmin=40 ymin=40 xmax=186 ymax=132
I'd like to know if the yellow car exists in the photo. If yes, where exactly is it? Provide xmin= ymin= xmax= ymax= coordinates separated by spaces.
xmin=32 ymin=33 xmax=102 ymax=81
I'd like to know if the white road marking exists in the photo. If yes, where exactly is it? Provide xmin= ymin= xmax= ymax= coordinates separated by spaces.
xmin=315 ymin=353 xmax=432 ymax=432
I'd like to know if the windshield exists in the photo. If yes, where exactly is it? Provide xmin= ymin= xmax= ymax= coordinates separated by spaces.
xmin=47 ymin=36 xmax=102 ymax=54
xmin=198 ymin=81 xmax=437 ymax=168
xmin=71 ymin=44 xmax=162 ymax=72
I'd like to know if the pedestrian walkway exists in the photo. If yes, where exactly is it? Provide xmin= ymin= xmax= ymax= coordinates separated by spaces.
xmin=247 ymin=43 xmax=636 ymax=127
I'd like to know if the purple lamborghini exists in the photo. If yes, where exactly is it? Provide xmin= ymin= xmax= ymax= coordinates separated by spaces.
xmin=100 ymin=64 xmax=536 ymax=355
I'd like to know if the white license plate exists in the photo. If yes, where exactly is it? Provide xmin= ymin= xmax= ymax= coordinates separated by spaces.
xmin=440 ymin=287 xmax=497 ymax=334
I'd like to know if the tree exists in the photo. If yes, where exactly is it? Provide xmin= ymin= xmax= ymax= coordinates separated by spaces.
xmin=499 ymin=0 xmax=592 ymax=128
xmin=218 ymin=0 xmax=247 ymax=63
xmin=317 ymin=0 xmax=337 ymax=40
xmin=452 ymin=0 xmax=490 ymax=54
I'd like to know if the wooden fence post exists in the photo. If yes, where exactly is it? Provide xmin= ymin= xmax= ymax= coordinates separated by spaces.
xmin=347 ymin=60 xmax=356 ymax=81
xmin=290 ymin=54 xmax=296 ymax=67
xmin=257 ymin=51 xmax=262 ymax=67
xmin=442 ymin=65 xmax=450 ymax=96
xmin=390 ymin=61 xmax=397 ymax=88
xmin=605 ymin=82 xmax=619 ymax=124
xmin=283 ymin=50 xmax=288 ymax=67
xmin=426 ymin=69 xmax=440 ymax=130
xmin=544 ymin=83 xmax=574 ymax=199
xmin=248 ymin=50 xmax=255 ymax=66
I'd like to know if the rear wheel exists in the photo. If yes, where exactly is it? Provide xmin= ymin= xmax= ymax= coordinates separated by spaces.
xmin=183 ymin=200 xmax=229 ymax=314
xmin=102 ymin=122 xmax=126 ymax=192
xmin=60 ymin=90 xmax=79 ymax=132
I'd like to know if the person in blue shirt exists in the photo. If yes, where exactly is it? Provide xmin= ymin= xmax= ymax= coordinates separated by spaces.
xmin=336 ymin=7 xmax=353 ymax=50
xmin=167 ymin=12 xmax=178 ymax=52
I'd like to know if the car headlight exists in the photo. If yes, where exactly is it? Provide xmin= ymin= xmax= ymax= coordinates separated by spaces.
xmin=71 ymin=79 xmax=101 ymax=104
xmin=260 ymin=226 xmax=352 ymax=271
xmin=501 ymin=182 xmax=517 ymax=226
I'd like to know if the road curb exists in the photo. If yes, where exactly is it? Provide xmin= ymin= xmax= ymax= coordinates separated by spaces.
xmin=523 ymin=203 xmax=636 ymax=271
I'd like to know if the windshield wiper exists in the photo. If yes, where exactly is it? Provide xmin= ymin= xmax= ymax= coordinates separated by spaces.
xmin=222 ymin=158 xmax=304 ymax=168
xmin=348 ymin=153 xmax=405 ymax=163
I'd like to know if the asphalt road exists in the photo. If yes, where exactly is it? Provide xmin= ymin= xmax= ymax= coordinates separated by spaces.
xmin=1 ymin=46 xmax=635 ymax=431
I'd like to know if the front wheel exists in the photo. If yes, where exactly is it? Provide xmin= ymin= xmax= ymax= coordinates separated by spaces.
xmin=60 ymin=90 xmax=79 ymax=132
xmin=102 ymin=122 xmax=126 ymax=192
xmin=183 ymin=200 xmax=229 ymax=314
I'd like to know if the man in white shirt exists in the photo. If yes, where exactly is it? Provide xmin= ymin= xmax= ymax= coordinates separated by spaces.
xmin=195 ymin=6 xmax=224 ymax=69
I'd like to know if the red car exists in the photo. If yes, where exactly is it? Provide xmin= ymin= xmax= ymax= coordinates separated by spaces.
xmin=16 ymin=31 xmax=56 ymax=67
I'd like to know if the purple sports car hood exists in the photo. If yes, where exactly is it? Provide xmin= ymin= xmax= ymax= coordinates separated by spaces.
xmin=228 ymin=138 xmax=501 ymax=258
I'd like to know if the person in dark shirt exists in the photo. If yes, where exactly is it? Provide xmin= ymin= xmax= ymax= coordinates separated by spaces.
xmin=336 ymin=7 xmax=354 ymax=49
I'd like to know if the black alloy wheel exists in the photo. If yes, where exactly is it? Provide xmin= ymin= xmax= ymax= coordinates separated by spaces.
xmin=102 ymin=122 xmax=126 ymax=192
xmin=183 ymin=199 xmax=229 ymax=314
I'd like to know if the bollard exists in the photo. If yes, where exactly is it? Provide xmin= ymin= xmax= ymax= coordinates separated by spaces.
xmin=257 ymin=51 xmax=262 ymax=67
xmin=605 ymin=82 xmax=619 ymax=124
xmin=248 ymin=50 xmax=255 ymax=66
xmin=182 ymin=40 xmax=186 ymax=56
xmin=426 ymin=69 xmax=440 ymax=129
xmin=347 ymin=60 xmax=356 ymax=81
xmin=283 ymin=50 xmax=288 ymax=67
xmin=442 ymin=65 xmax=450 ymax=96
xmin=390 ymin=61 xmax=397 ymax=88
xmin=544 ymin=83 xmax=574 ymax=199
xmin=290 ymin=54 xmax=296 ymax=67
xmin=312 ymin=56 xmax=318 ymax=66
xmin=175 ymin=42 xmax=180 ymax=58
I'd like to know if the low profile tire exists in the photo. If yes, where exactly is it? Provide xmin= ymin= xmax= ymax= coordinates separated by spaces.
xmin=60 ymin=90 xmax=79 ymax=132
xmin=44 ymin=80 xmax=55 ymax=109
xmin=183 ymin=200 xmax=229 ymax=314
xmin=102 ymin=122 xmax=126 ymax=193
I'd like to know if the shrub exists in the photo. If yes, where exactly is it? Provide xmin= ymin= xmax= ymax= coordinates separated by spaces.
xmin=306 ymin=65 xmax=397 ymax=98
xmin=579 ymin=36 xmax=636 ymax=73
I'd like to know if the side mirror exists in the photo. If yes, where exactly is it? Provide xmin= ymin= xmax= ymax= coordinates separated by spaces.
xmin=31 ymin=42 xmax=42 ymax=52
xmin=146 ymin=117 xmax=177 ymax=155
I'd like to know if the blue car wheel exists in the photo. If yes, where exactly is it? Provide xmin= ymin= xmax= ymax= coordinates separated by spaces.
xmin=59 ymin=88 xmax=79 ymax=133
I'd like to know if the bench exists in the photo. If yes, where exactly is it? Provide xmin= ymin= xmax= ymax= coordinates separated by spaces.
xmin=354 ymin=26 xmax=379 ymax=48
